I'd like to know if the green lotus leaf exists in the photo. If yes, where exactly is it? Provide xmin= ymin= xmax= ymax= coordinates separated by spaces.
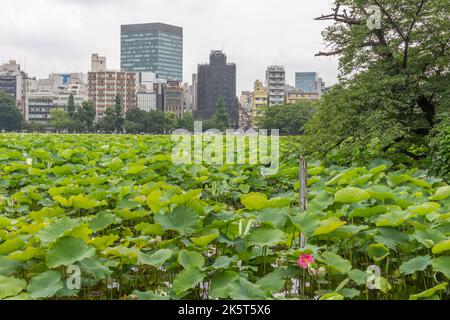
xmin=238 ymin=184 xmax=250 ymax=194
xmin=124 ymin=165 xmax=147 ymax=175
xmin=289 ymin=212 xmax=320 ymax=237
xmin=335 ymin=187 xmax=371 ymax=204
xmin=7 ymin=247 xmax=41 ymax=262
xmin=154 ymin=206 xmax=200 ymax=236
xmin=116 ymin=199 xmax=141 ymax=210
xmin=432 ymin=240 xmax=450 ymax=255
xmin=36 ymin=217 xmax=82 ymax=244
xmin=409 ymin=202 xmax=441 ymax=216
xmin=0 ymin=256 xmax=22 ymax=276
xmin=172 ymin=268 xmax=205 ymax=295
xmin=178 ymin=250 xmax=205 ymax=269
xmin=69 ymin=195 xmax=106 ymax=210
xmin=116 ymin=209 xmax=148 ymax=220
xmin=367 ymin=244 xmax=390 ymax=262
xmin=0 ymin=216 xmax=11 ymax=229
xmin=307 ymin=191 xmax=334 ymax=212
xmin=413 ymin=229 xmax=447 ymax=248
xmin=170 ymin=189 xmax=202 ymax=205
xmin=191 ymin=230 xmax=220 ymax=247
xmin=0 ymin=275 xmax=27 ymax=299
xmin=29 ymin=207 xmax=64 ymax=222
xmin=228 ymin=277 xmax=265 ymax=300
xmin=209 ymin=271 xmax=239 ymax=299
xmin=240 ymin=192 xmax=269 ymax=210
xmin=320 ymin=251 xmax=352 ymax=275
xmin=432 ymin=256 xmax=450 ymax=279
xmin=376 ymin=211 xmax=411 ymax=227
xmin=210 ymin=256 xmax=239 ymax=270
xmin=312 ymin=217 xmax=345 ymax=237
xmin=46 ymin=237 xmax=96 ymax=268
xmin=409 ymin=283 xmax=448 ymax=300
xmin=429 ymin=186 xmax=450 ymax=201
xmin=399 ymin=255 xmax=432 ymax=275
xmin=3 ymin=292 xmax=30 ymax=300
xmin=146 ymin=190 xmax=166 ymax=213
xmin=341 ymin=288 xmax=360 ymax=299
xmin=256 ymin=270 xmax=286 ymax=293
xmin=0 ymin=238 xmax=25 ymax=255
xmin=374 ymin=228 xmax=410 ymax=250
xmin=103 ymin=245 xmax=140 ymax=263
xmin=89 ymin=234 xmax=119 ymax=250
xmin=135 ymin=223 xmax=165 ymax=236
xmin=138 ymin=249 xmax=173 ymax=269
xmin=319 ymin=292 xmax=344 ymax=300
xmin=27 ymin=270 xmax=64 ymax=299
xmin=348 ymin=269 xmax=367 ymax=286
xmin=350 ymin=205 xmax=386 ymax=218
xmin=248 ymin=229 xmax=285 ymax=247
xmin=78 ymin=255 xmax=116 ymax=281
xmin=257 ymin=208 xmax=289 ymax=229
xmin=89 ymin=212 xmax=117 ymax=232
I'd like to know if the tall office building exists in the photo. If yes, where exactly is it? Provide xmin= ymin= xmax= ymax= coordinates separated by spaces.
xmin=0 ymin=60 xmax=28 ymax=114
xmin=266 ymin=65 xmax=285 ymax=106
xmin=295 ymin=72 xmax=324 ymax=96
xmin=121 ymin=23 xmax=183 ymax=81
xmin=195 ymin=50 xmax=239 ymax=126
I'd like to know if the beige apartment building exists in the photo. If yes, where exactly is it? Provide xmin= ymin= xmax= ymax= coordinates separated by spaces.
xmin=286 ymin=90 xmax=320 ymax=104
xmin=252 ymin=80 xmax=268 ymax=118
xmin=88 ymin=54 xmax=138 ymax=117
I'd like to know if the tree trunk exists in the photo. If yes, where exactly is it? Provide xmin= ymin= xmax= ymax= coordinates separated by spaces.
xmin=417 ymin=95 xmax=435 ymax=126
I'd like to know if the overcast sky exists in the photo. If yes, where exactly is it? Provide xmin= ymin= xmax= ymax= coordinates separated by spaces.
xmin=1 ymin=0 xmax=339 ymax=92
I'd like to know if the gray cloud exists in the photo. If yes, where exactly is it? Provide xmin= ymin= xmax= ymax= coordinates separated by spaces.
xmin=0 ymin=0 xmax=338 ymax=92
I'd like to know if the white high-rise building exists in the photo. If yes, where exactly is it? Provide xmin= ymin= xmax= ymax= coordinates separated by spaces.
xmin=266 ymin=65 xmax=285 ymax=106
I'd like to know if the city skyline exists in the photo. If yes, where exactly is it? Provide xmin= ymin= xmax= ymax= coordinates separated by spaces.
xmin=0 ymin=0 xmax=339 ymax=92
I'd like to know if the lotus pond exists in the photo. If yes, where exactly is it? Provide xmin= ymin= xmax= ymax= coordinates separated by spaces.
xmin=0 ymin=134 xmax=449 ymax=300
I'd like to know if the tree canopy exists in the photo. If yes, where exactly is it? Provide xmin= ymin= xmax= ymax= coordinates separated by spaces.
xmin=305 ymin=0 xmax=450 ymax=166
xmin=256 ymin=102 xmax=316 ymax=135
xmin=0 ymin=90 xmax=23 ymax=131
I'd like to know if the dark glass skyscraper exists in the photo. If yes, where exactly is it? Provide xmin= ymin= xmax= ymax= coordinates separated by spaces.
xmin=195 ymin=50 xmax=239 ymax=126
xmin=121 ymin=23 xmax=183 ymax=81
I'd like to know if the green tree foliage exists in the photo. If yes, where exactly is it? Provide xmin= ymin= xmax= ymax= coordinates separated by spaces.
xmin=428 ymin=113 xmax=450 ymax=181
xmin=124 ymin=109 xmax=182 ymax=134
xmin=124 ymin=108 xmax=147 ymax=133
xmin=67 ymin=94 xmax=76 ymax=119
xmin=114 ymin=95 xmax=125 ymax=133
xmin=24 ymin=121 xmax=46 ymax=132
xmin=163 ymin=112 xmax=178 ymax=133
xmin=305 ymin=0 xmax=450 ymax=165
xmin=212 ymin=96 xmax=230 ymax=131
xmin=177 ymin=112 xmax=194 ymax=132
xmin=76 ymin=101 xmax=96 ymax=132
xmin=255 ymin=102 xmax=316 ymax=135
xmin=97 ymin=108 xmax=117 ymax=133
xmin=0 ymin=90 xmax=23 ymax=131
xmin=96 ymin=96 xmax=127 ymax=133
xmin=50 ymin=109 xmax=73 ymax=133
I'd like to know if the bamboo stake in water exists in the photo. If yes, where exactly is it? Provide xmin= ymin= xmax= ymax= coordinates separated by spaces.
xmin=299 ymin=157 xmax=308 ymax=248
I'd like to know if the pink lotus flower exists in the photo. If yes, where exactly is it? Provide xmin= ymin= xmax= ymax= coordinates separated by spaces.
xmin=298 ymin=254 xmax=315 ymax=269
